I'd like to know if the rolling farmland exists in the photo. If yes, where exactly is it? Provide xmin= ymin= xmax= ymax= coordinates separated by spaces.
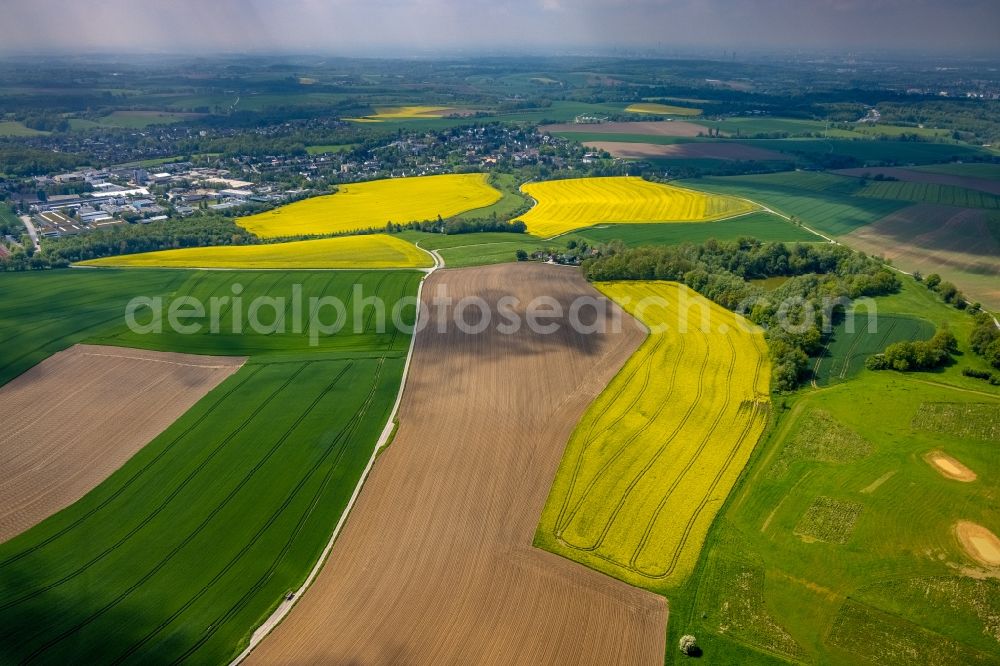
xmin=743 ymin=138 xmax=986 ymax=166
xmin=0 ymin=266 xmax=421 ymax=663
xmin=0 ymin=270 xmax=189 ymax=386
xmin=237 ymin=174 xmax=501 ymax=238
xmin=536 ymin=281 xmax=770 ymax=591
xmin=856 ymin=179 xmax=1000 ymax=209
xmin=348 ymin=105 xmax=469 ymax=121
xmin=835 ymin=166 xmax=1000 ymax=196
xmin=843 ymin=204 xmax=1000 ymax=311
xmin=243 ymin=264 xmax=667 ymax=665
xmin=79 ymin=234 xmax=433 ymax=269
xmin=625 ymin=103 xmax=702 ymax=116
xmin=913 ymin=163 xmax=1000 ymax=180
xmin=541 ymin=120 xmax=708 ymax=138
xmin=573 ymin=212 xmax=819 ymax=246
xmin=518 ymin=176 xmax=756 ymax=237
xmin=584 ymin=141 xmax=789 ymax=161
xmin=0 ymin=269 xmax=421 ymax=361
xmin=811 ymin=313 xmax=935 ymax=386
xmin=0 ymin=353 xmax=406 ymax=664
xmin=0 ymin=345 xmax=244 ymax=543
xmin=683 ymin=171 xmax=909 ymax=236
xmin=399 ymin=211 xmax=818 ymax=268
xmin=680 ymin=372 xmax=1000 ymax=664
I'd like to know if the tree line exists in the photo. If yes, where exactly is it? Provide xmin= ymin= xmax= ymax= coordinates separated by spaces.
xmin=581 ymin=239 xmax=901 ymax=391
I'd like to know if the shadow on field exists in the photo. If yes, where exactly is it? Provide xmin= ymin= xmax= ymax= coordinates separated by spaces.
xmin=416 ymin=266 xmax=642 ymax=364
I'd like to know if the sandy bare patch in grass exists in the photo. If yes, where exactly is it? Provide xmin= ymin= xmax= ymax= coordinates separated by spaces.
xmin=860 ymin=469 xmax=897 ymax=494
xmin=541 ymin=120 xmax=709 ymax=137
xmin=956 ymin=521 xmax=1000 ymax=568
xmin=0 ymin=344 xmax=244 ymax=543
xmin=243 ymin=264 xmax=666 ymax=665
xmin=924 ymin=450 xmax=977 ymax=482
xmin=586 ymin=140 xmax=789 ymax=161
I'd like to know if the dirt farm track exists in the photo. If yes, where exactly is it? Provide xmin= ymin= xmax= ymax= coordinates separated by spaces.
xmin=0 ymin=345 xmax=244 ymax=544
xmin=245 ymin=264 xmax=667 ymax=665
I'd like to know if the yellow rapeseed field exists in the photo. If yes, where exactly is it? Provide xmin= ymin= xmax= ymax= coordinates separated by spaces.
xmin=625 ymin=102 xmax=702 ymax=116
xmin=346 ymin=105 xmax=457 ymax=122
xmin=78 ymin=234 xmax=433 ymax=269
xmin=237 ymin=174 xmax=501 ymax=238
xmin=517 ymin=176 xmax=755 ymax=237
xmin=535 ymin=281 xmax=770 ymax=591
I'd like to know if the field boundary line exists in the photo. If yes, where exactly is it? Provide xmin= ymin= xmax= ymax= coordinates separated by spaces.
xmin=229 ymin=245 xmax=438 ymax=665
xmin=79 ymin=350 xmax=247 ymax=370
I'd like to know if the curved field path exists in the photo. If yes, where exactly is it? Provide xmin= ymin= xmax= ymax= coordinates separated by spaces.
xmin=245 ymin=263 xmax=666 ymax=665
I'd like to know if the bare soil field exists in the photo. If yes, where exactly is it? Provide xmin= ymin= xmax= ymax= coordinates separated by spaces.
xmin=244 ymin=264 xmax=667 ymax=665
xmin=842 ymin=204 xmax=1000 ymax=310
xmin=955 ymin=521 xmax=1000 ymax=568
xmin=834 ymin=167 xmax=1000 ymax=196
xmin=541 ymin=120 xmax=709 ymax=137
xmin=0 ymin=344 xmax=244 ymax=543
xmin=924 ymin=450 xmax=977 ymax=482
xmin=586 ymin=140 xmax=789 ymax=161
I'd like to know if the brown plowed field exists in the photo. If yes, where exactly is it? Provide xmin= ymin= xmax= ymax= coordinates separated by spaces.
xmin=541 ymin=120 xmax=708 ymax=137
xmin=0 ymin=344 xmax=244 ymax=543
xmin=246 ymin=263 xmax=667 ymax=665
xmin=834 ymin=167 xmax=1000 ymax=195
xmin=586 ymin=140 xmax=789 ymax=161
xmin=842 ymin=203 xmax=1000 ymax=310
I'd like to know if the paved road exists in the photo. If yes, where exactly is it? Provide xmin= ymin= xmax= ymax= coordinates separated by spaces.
xmin=19 ymin=215 xmax=40 ymax=251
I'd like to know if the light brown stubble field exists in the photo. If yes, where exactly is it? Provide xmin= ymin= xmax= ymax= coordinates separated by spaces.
xmin=842 ymin=203 xmax=1000 ymax=310
xmin=245 ymin=263 xmax=667 ymax=665
xmin=0 ymin=344 xmax=244 ymax=543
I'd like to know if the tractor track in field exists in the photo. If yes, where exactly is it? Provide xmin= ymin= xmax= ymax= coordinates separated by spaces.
xmin=640 ymin=349 xmax=768 ymax=579
xmin=20 ymin=362 xmax=356 ymax=663
xmin=110 ymin=358 xmax=389 ymax=664
xmin=560 ymin=332 xmax=715 ymax=554
xmin=0 ymin=363 xmax=312 ymax=613
xmin=0 ymin=365 xmax=262 ymax=568
xmin=629 ymin=335 xmax=741 ymax=571
xmin=552 ymin=332 xmax=674 ymax=534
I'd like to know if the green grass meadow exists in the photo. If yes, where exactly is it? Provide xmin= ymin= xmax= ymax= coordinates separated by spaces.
xmin=400 ymin=212 xmax=820 ymax=268
xmin=662 ymin=277 xmax=1000 ymax=664
xmin=682 ymin=172 xmax=910 ymax=236
xmin=812 ymin=313 xmax=935 ymax=386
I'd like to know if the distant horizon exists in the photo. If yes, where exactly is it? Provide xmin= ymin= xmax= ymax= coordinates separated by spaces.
xmin=1 ymin=46 xmax=999 ymax=63
xmin=2 ymin=0 xmax=999 ymax=58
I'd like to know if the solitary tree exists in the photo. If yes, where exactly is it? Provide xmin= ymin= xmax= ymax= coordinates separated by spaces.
xmin=679 ymin=634 xmax=698 ymax=656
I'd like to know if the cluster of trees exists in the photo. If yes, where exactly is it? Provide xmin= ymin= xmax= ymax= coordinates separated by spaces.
xmin=19 ymin=113 xmax=71 ymax=133
xmin=581 ymin=239 xmax=901 ymax=391
xmin=865 ymin=328 xmax=957 ymax=372
xmin=918 ymin=272 xmax=968 ymax=309
xmin=0 ymin=216 xmax=256 ymax=270
xmin=379 ymin=216 xmax=526 ymax=236
xmin=969 ymin=312 xmax=1000 ymax=369
xmin=0 ymin=145 xmax=86 ymax=177
xmin=962 ymin=367 xmax=1000 ymax=386
xmin=516 ymin=239 xmax=594 ymax=265
xmin=877 ymin=100 xmax=1000 ymax=145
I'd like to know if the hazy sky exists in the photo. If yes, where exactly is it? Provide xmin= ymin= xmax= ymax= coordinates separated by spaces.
xmin=2 ymin=0 xmax=998 ymax=56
